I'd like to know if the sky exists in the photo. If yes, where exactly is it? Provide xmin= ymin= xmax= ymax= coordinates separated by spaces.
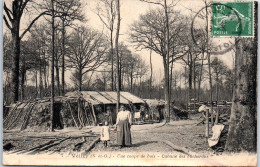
xmin=3 ymin=0 xmax=235 ymax=88
xmin=84 ymin=0 xmax=235 ymax=84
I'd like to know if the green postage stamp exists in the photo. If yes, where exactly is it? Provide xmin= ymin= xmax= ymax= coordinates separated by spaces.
xmin=212 ymin=2 xmax=254 ymax=37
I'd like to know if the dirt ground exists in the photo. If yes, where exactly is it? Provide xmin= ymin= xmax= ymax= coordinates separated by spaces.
xmin=91 ymin=116 xmax=212 ymax=154
xmin=3 ymin=113 xmax=227 ymax=156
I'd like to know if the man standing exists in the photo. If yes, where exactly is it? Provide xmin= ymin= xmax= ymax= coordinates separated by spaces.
xmin=198 ymin=104 xmax=216 ymax=123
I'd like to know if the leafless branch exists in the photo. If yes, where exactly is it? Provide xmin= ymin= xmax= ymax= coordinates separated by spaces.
xmin=3 ymin=16 xmax=12 ymax=30
xmin=139 ymin=0 xmax=164 ymax=7
xmin=20 ymin=11 xmax=48 ymax=39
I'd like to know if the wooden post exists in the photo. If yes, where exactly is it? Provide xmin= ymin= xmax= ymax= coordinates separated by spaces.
xmin=205 ymin=109 xmax=209 ymax=138
xmin=215 ymin=107 xmax=219 ymax=125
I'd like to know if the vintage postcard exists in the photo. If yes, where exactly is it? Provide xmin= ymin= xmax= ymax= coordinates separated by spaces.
xmin=2 ymin=0 xmax=257 ymax=166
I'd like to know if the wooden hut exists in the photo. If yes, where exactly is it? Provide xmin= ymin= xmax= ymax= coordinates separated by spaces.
xmin=65 ymin=91 xmax=145 ymax=125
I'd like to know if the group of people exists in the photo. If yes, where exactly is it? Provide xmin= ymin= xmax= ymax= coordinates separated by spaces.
xmin=101 ymin=103 xmax=216 ymax=148
xmin=100 ymin=105 xmax=132 ymax=148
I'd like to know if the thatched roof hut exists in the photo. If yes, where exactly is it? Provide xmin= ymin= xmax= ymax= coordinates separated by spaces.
xmin=3 ymin=96 xmax=95 ymax=132
xmin=66 ymin=91 xmax=146 ymax=125
xmin=3 ymin=91 xmax=146 ymax=132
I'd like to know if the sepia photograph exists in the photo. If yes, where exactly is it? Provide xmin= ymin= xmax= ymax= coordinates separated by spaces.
xmin=2 ymin=0 xmax=257 ymax=166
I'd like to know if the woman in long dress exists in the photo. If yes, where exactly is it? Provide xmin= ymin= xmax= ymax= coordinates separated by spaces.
xmin=115 ymin=105 xmax=132 ymax=147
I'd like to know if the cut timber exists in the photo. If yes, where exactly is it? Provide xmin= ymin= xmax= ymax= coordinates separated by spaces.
xmin=15 ymin=139 xmax=61 ymax=154
xmin=4 ymin=135 xmax=97 ymax=141
xmin=20 ymin=102 xmax=37 ymax=131
xmin=28 ymin=138 xmax=69 ymax=154
xmin=6 ymin=105 xmax=24 ymax=130
xmin=3 ymin=102 xmax=21 ymax=126
xmin=85 ymin=137 xmax=100 ymax=153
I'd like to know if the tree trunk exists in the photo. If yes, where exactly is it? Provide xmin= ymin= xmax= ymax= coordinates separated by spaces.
xmin=39 ymin=51 xmax=43 ymax=98
xmin=163 ymin=58 xmax=170 ymax=120
xmin=164 ymin=0 xmax=171 ymax=121
xmin=170 ymin=58 xmax=174 ymax=102
xmin=55 ymin=58 xmax=60 ymax=95
xmin=4 ymin=71 xmax=10 ymax=104
xmin=139 ymin=76 xmax=142 ymax=97
xmin=149 ymin=48 xmax=153 ymax=99
xmin=115 ymin=0 xmax=121 ymax=113
xmin=10 ymin=26 xmax=20 ymax=103
xmin=20 ymin=68 xmax=26 ymax=101
xmin=185 ymin=66 xmax=188 ymax=109
xmin=50 ymin=0 xmax=55 ymax=132
xmin=188 ymin=53 xmax=193 ymax=101
xmin=130 ymin=68 xmax=133 ymax=93
xmin=77 ymin=69 xmax=83 ymax=91
xmin=208 ymin=54 xmax=214 ymax=126
xmin=193 ymin=58 xmax=196 ymax=100
xmin=61 ymin=19 xmax=66 ymax=95
xmin=111 ymin=33 xmax=114 ymax=91
xmin=205 ymin=2 xmax=214 ymax=127
xmin=119 ymin=53 xmax=122 ymax=91
xmin=215 ymin=76 xmax=219 ymax=124
xmin=198 ymin=52 xmax=204 ymax=102
xmin=35 ymin=70 xmax=38 ymax=97
xmin=43 ymin=51 xmax=48 ymax=90
xmin=225 ymin=37 xmax=257 ymax=152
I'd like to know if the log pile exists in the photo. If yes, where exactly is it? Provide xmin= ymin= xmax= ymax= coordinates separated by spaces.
xmin=3 ymin=130 xmax=99 ymax=154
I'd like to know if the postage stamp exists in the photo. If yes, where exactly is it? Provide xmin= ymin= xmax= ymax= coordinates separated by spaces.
xmin=211 ymin=2 xmax=254 ymax=37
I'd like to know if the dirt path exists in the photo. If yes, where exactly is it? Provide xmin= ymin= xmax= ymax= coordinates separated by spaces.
xmin=90 ymin=120 xmax=211 ymax=154
xmin=3 ymin=118 xmax=213 ymax=155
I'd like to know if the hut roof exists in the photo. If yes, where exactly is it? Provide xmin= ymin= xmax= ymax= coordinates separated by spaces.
xmin=143 ymin=99 xmax=165 ymax=107
xmin=66 ymin=91 xmax=145 ymax=105
xmin=120 ymin=92 xmax=145 ymax=104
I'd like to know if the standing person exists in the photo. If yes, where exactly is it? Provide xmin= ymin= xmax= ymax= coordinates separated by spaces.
xmin=115 ymin=105 xmax=132 ymax=148
xmin=140 ymin=105 xmax=145 ymax=121
xmin=101 ymin=121 xmax=110 ymax=147
xmin=198 ymin=104 xmax=216 ymax=123
xmin=106 ymin=106 xmax=113 ymax=125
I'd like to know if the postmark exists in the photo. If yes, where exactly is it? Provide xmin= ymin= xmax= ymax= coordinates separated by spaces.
xmin=191 ymin=4 xmax=236 ymax=55
xmin=211 ymin=2 xmax=254 ymax=37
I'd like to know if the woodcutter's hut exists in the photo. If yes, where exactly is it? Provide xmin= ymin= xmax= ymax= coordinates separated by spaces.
xmin=65 ymin=91 xmax=145 ymax=125
xmin=143 ymin=99 xmax=165 ymax=121
xmin=3 ymin=96 xmax=95 ymax=132
xmin=3 ymin=91 xmax=145 ymax=132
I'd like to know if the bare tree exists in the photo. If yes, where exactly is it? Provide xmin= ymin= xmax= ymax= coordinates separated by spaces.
xmin=135 ymin=57 xmax=148 ymax=98
xmin=3 ymin=0 xmax=48 ymax=103
xmin=211 ymin=57 xmax=228 ymax=102
xmin=130 ymin=8 xmax=187 ymax=120
xmin=30 ymin=24 xmax=51 ymax=91
xmin=97 ymin=0 xmax=117 ymax=91
xmin=56 ymin=0 xmax=84 ymax=95
xmin=67 ymin=26 xmax=108 ymax=91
